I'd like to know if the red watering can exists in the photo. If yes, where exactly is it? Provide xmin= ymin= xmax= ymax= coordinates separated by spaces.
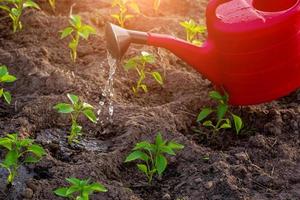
xmin=105 ymin=0 xmax=300 ymax=105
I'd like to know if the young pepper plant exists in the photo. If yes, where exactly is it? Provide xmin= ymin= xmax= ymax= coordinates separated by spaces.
xmin=180 ymin=19 xmax=206 ymax=46
xmin=0 ymin=0 xmax=40 ymax=32
xmin=124 ymin=51 xmax=163 ymax=94
xmin=111 ymin=0 xmax=140 ymax=28
xmin=197 ymin=90 xmax=243 ymax=134
xmin=54 ymin=177 xmax=107 ymax=200
xmin=0 ymin=133 xmax=45 ymax=185
xmin=125 ymin=133 xmax=184 ymax=184
xmin=0 ymin=65 xmax=17 ymax=104
xmin=60 ymin=14 xmax=96 ymax=62
xmin=54 ymin=94 xmax=97 ymax=144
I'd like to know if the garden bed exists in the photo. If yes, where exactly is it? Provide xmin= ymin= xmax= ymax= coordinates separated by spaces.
xmin=0 ymin=0 xmax=299 ymax=199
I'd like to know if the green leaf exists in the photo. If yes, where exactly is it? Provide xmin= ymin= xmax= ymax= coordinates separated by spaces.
xmin=0 ymin=66 xmax=8 ymax=77
xmin=168 ymin=142 xmax=184 ymax=150
xmin=3 ymin=150 xmax=18 ymax=166
xmin=70 ymin=15 xmax=82 ymax=29
xmin=71 ymin=123 xmax=82 ymax=134
xmin=81 ymin=192 xmax=89 ymax=200
xmin=155 ymin=133 xmax=164 ymax=146
xmin=67 ymin=94 xmax=79 ymax=105
xmin=23 ymin=0 xmax=40 ymax=9
xmin=78 ymin=25 xmax=96 ymax=40
xmin=0 ymin=138 xmax=12 ymax=150
xmin=125 ymin=150 xmax=149 ymax=162
xmin=217 ymin=103 xmax=228 ymax=120
xmin=54 ymin=103 xmax=74 ymax=113
xmin=133 ymin=141 xmax=153 ymax=151
xmin=141 ymin=51 xmax=155 ymax=63
xmin=19 ymin=138 xmax=33 ymax=147
xmin=3 ymin=91 xmax=12 ymax=104
xmin=0 ymin=88 xmax=3 ymax=97
xmin=209 ymin=91 xmax=223 ymax=101
xmin=232 ymin=114 xmax=243 ymax=134
xmin=137 ymin=164 xmax=148 ymax=175
xmin=203 ymin=120 xmax=214 ymax=127
xmin=197 ymin=108 xmax=213 ymax=122
xmin=24 ymin=156 xmax=40 ymax=163
xmin=160 ymin=146 xmax=176 ymax=155
xmin=89 ymin=183 xmax=107 ymax=192
xmin=124 ymin=59 xmax=137 ymax=70
xmin=61 ymin=27 xmax=74 ymax=39
xmin=82 ymin=102 xmax=94 ymax=109
xmin=155 ymin=154 xmax=167 ymax=176
xmin=66 ymin=177 xmax=81 ymax=186
xmin=54 ymin=187 xmax=70 ymax=197
xmin=27 ymin=144 xmax=45 ymax=157
xmin=151 ymin=72 xmax=163 ymax=85
xmin=7 ymin=134 xmax=17 ymax=140
xmin=11 ymin=8 xmax=20 ymax=17
xmin=66 ymin=185 xmax=80 ymax=196
xmin=83 ymin=109 xmax=97 ymax=123
xmin=0 ymin=5 xmax=10 ymax=12
xmin=219 ymin=119 xmax=231 ymax=129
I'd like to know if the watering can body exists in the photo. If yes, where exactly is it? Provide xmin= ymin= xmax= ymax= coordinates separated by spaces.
xmin=106 ymin=0 xmax=300 ymax=105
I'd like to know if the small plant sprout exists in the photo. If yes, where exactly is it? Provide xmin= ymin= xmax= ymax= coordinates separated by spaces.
xmin=54 ymin=177 xmax=107 ymax=199
xmin=54 ymin=94 xmax=97 ymax=144
xmin=125 ymin=133 xmax=184 ymax=184
xmin=0 ymin=133 xmax=46 ymax=185
xmin=180 ymin=19 xmax=206 ymax=46
xmin=153 ymin=0 xmax=161 ymax=14
xmin=124 ymin=51 xmax=163 ymax=94
xmin=197 ymin=90 xmax=244 ymax=134
xmin=48 ymin=0 xmax=55 ymax=11
xmin=111 ymin=0 xmax=140 ymax=28
xmin=0 ymin=65 xmax=16 ymax=104
xmin=0 ymin=0 xmax=40 ymax=32
xmin=60 ymin=14 xmax=96 ymax=62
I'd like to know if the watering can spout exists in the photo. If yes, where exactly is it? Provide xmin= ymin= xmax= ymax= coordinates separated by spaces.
xmin=105 ymin=23 xmax=217 ymax=82
xmin=106 ymin=23 xmax=148 ymax=59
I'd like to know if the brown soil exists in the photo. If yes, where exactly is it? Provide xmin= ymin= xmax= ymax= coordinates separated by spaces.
xmin=0 ymin=0 xmax=299 ymax=200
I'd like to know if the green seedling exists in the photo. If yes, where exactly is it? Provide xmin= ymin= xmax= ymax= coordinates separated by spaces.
xmin=48 ymin=0 xmax=55 ymax=11
xmin=153 ymin=0 xmax=161 ymax=14
xmin=60 ymin=14 xmax=96 ymax=62
xmin=54 ymin=94 xmax=97 ymax=144
xmin=124 ymin=51 xmax=163 ymax=94
xmin=0 ymin=0 xmax=40 ymax=32
xmin=197 ymin=90 xmax=243 ymax=134
xmin=0 ymin=65 xmax=16 ymax=104
xmin=125 ymin=133 xmax=184 ymax=184
xmin=54 ymin=177 xmax=107 ymax=200
xmin=180 ymin=19 xmax=206 ymax=46
xmin=0 ymin=133 xmax=45 ymax=185
xmin=111 ymin=0 xmax=140 ymax=28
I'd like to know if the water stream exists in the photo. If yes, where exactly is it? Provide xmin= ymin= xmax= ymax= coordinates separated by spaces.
xmin=97 ymin=52 xmax=118 ymax=124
